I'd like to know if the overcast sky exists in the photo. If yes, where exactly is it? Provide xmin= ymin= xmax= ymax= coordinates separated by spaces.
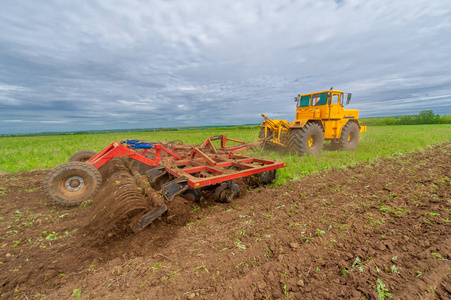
xmin=1 ymin=0 xmax=450 ymax=134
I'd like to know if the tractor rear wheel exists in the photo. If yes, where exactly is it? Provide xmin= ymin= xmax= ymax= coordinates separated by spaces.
xmin=288 ymin=123 xmax=324 ymax=155
xmin=69 ymin=150 xmax=97 ymax=162
xmin=44 ymin=162 xmax=102 ymax=206
xmin=338 ymin=122 xmax=360 ymax=150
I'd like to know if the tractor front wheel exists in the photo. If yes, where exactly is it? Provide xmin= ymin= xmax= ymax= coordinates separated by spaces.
xmin=44 ymin=162 xmax=102 ymax=206
xmin=258 ymin=127 xmax=275 ymax=150
xmin=338 ymin=122 xmax=360 ymax=150
xmin=288 ymin=123 xmax=324 ymax=155
xmin=258 ymin=127 xmax=273 ymax=141
xmin=69 ymin=150 xmax=97 ymax=162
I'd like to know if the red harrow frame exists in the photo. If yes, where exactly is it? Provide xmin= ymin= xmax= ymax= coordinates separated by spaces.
xmin=89 ymin=135 xmax=285 ymax=200
xmin=44 ymin=135 xmax=286 ymax=231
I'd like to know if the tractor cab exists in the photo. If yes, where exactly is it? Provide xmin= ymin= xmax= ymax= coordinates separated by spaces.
xmin=294 ymin=90 xmax=355 ymax=120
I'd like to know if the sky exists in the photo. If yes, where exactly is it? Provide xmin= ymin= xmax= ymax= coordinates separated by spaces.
xmin=1 ymin=0 xmax=450 ymax=134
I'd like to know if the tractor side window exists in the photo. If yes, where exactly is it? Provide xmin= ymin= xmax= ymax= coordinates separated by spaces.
xmin=332 ymin=94 xmax=339 ymax=104
xmin=313 ymin=93 xmax=328 ymax=106
xmin=298 ymin=95 xmax=311 ymax=107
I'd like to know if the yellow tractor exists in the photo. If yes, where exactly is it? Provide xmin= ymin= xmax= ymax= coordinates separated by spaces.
xmin=259 ymin=89 xmax=367 ymax=155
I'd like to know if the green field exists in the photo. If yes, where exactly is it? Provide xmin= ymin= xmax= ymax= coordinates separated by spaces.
xmin=1 ymin=125 xmax=450 ymax=184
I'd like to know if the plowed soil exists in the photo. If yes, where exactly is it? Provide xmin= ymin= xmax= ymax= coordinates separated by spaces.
xmin=0 ymin=143 xmax=450 ymax=299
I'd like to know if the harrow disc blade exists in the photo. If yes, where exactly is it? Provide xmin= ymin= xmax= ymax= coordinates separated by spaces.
xmin=161 ymin=177 xmax=189 ymax=201
xmin=130 ymin=204 xmax=168 ymax=233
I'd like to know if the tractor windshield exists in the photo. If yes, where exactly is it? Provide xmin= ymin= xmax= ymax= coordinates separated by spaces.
xmin=312 ymin=93 xmax=328 ymax=106
xmin=297 ymin=92 xmax=330 ymax=107
xmin=298 ymin=95 xmax=311 ymax=107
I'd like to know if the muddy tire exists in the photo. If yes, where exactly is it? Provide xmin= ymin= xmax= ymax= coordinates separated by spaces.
xmin=258 ymin=127 xmax=273 ymax=141
xmin=288 ymin=123 xmax=324 ymax=155
xmin=69 ymin=150 xmax=97 ymax=162
xmin=182 ymin=188 xmax=199 ymax=202
xmin=214 ymin=182 xmax=239 ymax=203
xmin=44 ymin=162 xmax=102 ymax=206
xmin=261 ymin=170 xmax=277 ymax=184
xmin=259 ymin=127 xmax=277 ymax=150
xmin=338 ymin=122 xmax=360 ymax=151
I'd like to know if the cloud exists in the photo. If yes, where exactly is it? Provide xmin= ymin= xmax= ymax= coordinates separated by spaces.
xmin=0 ymin=0 xmax=450 ymax=134
xmin=0 ymin=84 xmax=27 ymax=92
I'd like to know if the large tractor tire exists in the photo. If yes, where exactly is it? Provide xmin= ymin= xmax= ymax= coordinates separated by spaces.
xmin=69 ymin=150 xmax=97 ymax=162
xmin=258 ymin=127 xmax=276 ymax=150
xmin=258 ymin=127 xmax=273 ymax=140
xmin=338 ymin=122 xmax=360 ymax=151
xmin=44 ymin=162 xmax=102 ymax=206
xmin=288 ymin=123 xmax=324 ymax=156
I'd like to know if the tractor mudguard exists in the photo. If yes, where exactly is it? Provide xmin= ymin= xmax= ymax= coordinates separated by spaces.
xmin=288 ymin=119 xmax=308 ymax=129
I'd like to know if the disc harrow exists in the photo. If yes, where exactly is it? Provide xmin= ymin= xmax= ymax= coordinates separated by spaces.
xmin=44 ymin=135 xmax=286 ymax=232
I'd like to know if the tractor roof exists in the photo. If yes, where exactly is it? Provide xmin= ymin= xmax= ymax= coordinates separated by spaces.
xmin=298 ymin=90 xmax=344 ymax=97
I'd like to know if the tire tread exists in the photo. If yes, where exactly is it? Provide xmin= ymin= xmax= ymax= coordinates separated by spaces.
xmin=69 ymin=150 xmax=97 ymax=162
xmin=44 ymin=162 xmax=102 ymax=206
xmin=338 ymin=122 xmax=360 ymax=151
xmin=288 ymin=123 xmax=324 ymax=155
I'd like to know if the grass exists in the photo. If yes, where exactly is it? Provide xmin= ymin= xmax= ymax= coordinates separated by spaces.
xmin=0 ymin=125 xmax=450 ymax=185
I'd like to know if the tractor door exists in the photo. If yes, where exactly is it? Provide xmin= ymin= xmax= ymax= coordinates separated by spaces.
xmin=329 ymin=92 xmax=343 ymax=119
xmin=311 ymin=92 xmax=330 ymax=119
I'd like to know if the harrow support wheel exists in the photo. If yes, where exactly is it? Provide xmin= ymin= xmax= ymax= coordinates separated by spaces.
xmin=44 ymin=162 xmax=102 ymax=206
xmin=182 ymin=188 xmax=199 ymax=202
xmin=261 ymin=170 xmax=277 ymax=185
xmin=288 ymin=123 xmax=324 ymax=156
xmin=338 ymin=122 xmax=360 ymax=151
xmin=214 ymin=182 xmax=239 ymax=203
xmin=69 ymin=150 xmax=97 ymax=162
